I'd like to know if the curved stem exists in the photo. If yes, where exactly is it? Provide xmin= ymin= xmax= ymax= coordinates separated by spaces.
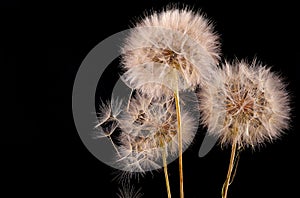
xmin=174 ymin=88 xmax=183 ymax=198
xmin=162 ymin=147 xmax=172 ymax=198
xmin=222 ymin=141 xmax=238 ymax=198
xmin=229 ymin=150 xmax=240 ymax=185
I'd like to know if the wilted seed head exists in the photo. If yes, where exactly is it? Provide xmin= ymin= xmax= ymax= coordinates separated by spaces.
xmin=198 ymin=60 xmax=290 ymax=148
xmin=122 ymin=8 xmax=220 ymax=96
xmin=117 ymin=92 xmax=196 ymax=173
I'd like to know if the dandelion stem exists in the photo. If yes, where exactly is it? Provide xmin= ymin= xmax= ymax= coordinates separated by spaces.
xmin=162 ymin=146 xmax=172 ymax=198
xmin=222 ymin=140 xmax=238 ymax=198
xmin=229 ymin=150 xmax=240 ymax=185
xmin=174 ymin=86 xmax=183 ymax=198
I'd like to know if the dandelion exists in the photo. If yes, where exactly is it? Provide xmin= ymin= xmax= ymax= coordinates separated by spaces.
xmin=198 ymin=59 xmax=290 ymax=198
xmin=121 ymin=8 xmax=220 ymax=197
xmin=95 ymin=92 xmax=196 ymax=198
xmin=122 ymin=8 xmax=220 ymax=95
xmin=116 ymin=92 xmax=196 ymax=198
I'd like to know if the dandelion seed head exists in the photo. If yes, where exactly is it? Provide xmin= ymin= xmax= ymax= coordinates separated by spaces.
xmin=122 ymin=8 xmax=220 ymax=95
xmin=199 ymin=60 xmax=290 ymax=148
xmin=116 ymin=92 xmax=196 ymax=173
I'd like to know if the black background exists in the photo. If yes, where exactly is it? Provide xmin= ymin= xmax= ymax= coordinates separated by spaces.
xmin=4 ymin=0 xmax=299 ymax=197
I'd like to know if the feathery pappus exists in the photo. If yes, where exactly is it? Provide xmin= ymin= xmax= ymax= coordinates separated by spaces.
xmin=95 ymin=92 xmax=197 ymax=174
xmin=198 ymin=59 xmax=290 ymax=148
xmin=121 ymin=8 xmax=220 ymax=97
xmin=116 ymin=92 xmax=197 ymax=174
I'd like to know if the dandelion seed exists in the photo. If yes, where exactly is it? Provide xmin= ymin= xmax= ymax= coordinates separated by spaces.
xmin=94 ymin=98 xmax=125 ymax=156
xmin=198 ymin=59 xmax=291 ymax=198
xmin=95 ymin=98 xmax=124 ymax=129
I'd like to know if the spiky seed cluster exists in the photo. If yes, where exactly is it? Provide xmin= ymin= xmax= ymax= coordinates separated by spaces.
xmin=96 ymin=92 xmax=196 ymax=173
xmin=117 ymin=184 xmax=143 ymax=198
xmin=198 ymin=60 xmax=290 ymax=147
xmin=117 ymin=92 xmax=196 ymax=173
xmin=122 ymin=8 xmax=220 ymax=97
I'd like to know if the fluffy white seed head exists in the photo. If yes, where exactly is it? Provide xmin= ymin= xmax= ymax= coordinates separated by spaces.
xmin=116 ymin=92 xmax=196 ymax=173
xmin=121 ymin=8 xmax=220 ymax=97
xmin=198 ymin=60 xmax=290 ymax=148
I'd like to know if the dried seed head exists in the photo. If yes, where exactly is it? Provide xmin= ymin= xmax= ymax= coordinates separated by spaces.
xmin=117 ymin=92 xmax=196 ymax=173
xmin=122 ymin=8 xmax=220 ymax=97
xmin=198 ymin=60 xmax=290 ymax=148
